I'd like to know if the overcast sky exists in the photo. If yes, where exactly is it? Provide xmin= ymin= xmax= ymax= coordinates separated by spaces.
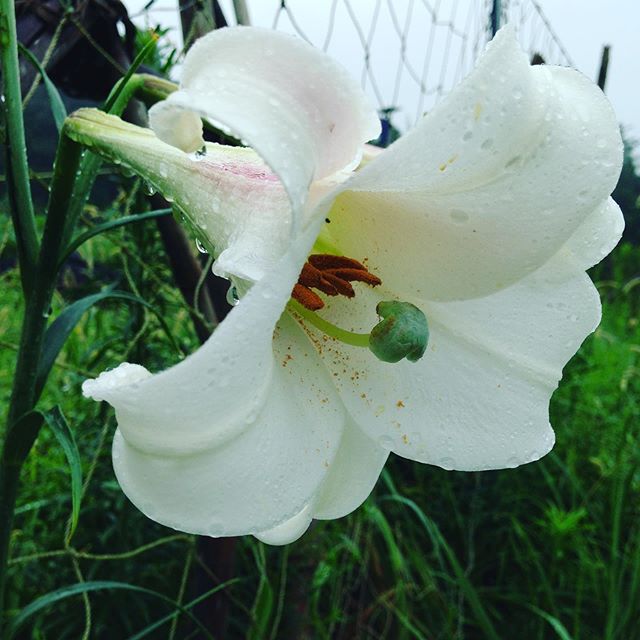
xmin=124 ymin=0 xmax=639 ymax=149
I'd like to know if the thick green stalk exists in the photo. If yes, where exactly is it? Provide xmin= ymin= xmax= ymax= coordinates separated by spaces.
xmin=0 ymin=0 xmax=40 ymax=293
xmin=0 ymin=133 xmax=84 ymax=628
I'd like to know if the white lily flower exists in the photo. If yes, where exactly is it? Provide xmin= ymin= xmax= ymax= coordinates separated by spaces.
xmin=79 ymin=26 xmax=623 ymax=545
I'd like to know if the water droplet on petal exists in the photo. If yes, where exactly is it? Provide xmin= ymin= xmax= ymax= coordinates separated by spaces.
xmin=450 ymin=209 xmax=469 ymax=224
xmin=226 ymin=286 xmax=239 ymax=306
xmin=195 ymin=238 xmax=207 ymax=254
xmin=189 ymin=145 xmax=207 ymax=161
xmin=377 ymin=435 xmax=395 ymax=449
xmin=480 ymin=138 xmax=494 ymax=150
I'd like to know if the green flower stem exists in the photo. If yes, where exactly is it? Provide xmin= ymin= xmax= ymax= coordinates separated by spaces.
xmin=288 ymin=299 xmax=371 ymax=348
xmin=0 ymin=0 xmax=39 ymax=294
xmin=104 ymin=73 xmax=145 ymax=115
xmin=0 ymin=39 xmax=163 ymax=625
xmin=0 ymin=131 xmax=85 ymax=626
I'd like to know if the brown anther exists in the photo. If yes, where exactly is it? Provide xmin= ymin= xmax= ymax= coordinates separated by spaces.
xmin=292 ymin=283 xmax=324 ymax=311
xmin=292 ymin=253 xmax=382 ymax=311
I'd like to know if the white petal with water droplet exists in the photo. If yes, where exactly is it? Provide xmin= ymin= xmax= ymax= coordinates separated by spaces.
xmin=328 ymin=27 xmax=622 ymax=302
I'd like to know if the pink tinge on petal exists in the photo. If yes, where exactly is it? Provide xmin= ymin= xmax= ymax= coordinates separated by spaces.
xmin=220 ymin=162 xmax=280 ymax=182
xmin=149 ymin=26 xmax=380 ymax=228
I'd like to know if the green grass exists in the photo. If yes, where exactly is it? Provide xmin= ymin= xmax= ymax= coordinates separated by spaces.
xmin=1 ymin=194 xmax=639 ymax=638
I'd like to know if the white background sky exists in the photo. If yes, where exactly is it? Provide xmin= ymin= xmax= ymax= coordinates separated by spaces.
xmin=123 ymin=0 xmax=639 ymax=150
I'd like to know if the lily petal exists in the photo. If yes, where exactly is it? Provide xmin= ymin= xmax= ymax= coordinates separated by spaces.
xmin=83 ymin=221 xmax=358 ymax=537
xmin=546 ymin=198 xmax=624 ymax=282
xmin=313 ymin=418 xmax=388 ymax=520
xmin=149 ymin=26 xmax=380 ymax=225
xmin=108 ymin=313 xmax=346 ymax=538
xmin=328 ymin=27 xmax=622 ymax=301
xmin=305 ymin=264 xmax=601 ymax=471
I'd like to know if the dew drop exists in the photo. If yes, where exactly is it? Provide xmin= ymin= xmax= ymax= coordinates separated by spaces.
xmin=377 ymin=435 xmax=395 ymax=449
xmin=195 ymin=238 xmax=208 ymax=254
xmin=480 ymin=138 xmax=494 ymax=150
xmin=189 ymin=145 xmax=207 ymax=161
xmin=143 ymin=182 xmax=156 ymax=196
xmin=450 ymin=209 xmax=469 ymax=224
xmin=226 ymin=286 xmax=239 ymax=306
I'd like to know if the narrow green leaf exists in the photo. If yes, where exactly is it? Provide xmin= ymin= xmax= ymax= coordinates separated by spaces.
xmin=42 ymin=407 xmax=82 ymax=542
xmin=18 ymin=44 xmax=67 ymax=132
xmin=103 ymin=35 xmax=160 ymax=114
xmin=58 ymin=208 xmax=171 ymax=268
xmin=249 ymin=545 xmax=274 ymax=640
xmin=526 ymin=605 xmax=574 ymax=640
xmin=6 ymin=580 xmax=216 ymax=639
xmin=127 ymin=578 xmax=241 ymax=640
xmin=380 ymin=484 xmax=501 ymax=640
xmin=37 ymin=290 xmax=183 ymax=395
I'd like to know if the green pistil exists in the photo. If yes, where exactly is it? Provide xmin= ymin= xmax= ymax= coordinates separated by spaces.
xmin=287 ymin=299 xmax=371 ymax=348
xmin=288 ymin=299 xmax=430 ymax=363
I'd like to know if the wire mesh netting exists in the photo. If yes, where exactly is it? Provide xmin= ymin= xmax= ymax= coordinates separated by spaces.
xmin=129 ymin=0 xmax=575 ymax=131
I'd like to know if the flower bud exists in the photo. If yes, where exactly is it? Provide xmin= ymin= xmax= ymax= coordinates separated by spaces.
xmin=368 ymin=301 xmax=429 ymax=363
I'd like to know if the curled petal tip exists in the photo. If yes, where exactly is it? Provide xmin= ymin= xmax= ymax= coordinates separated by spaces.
xmin=82 ymin=363 xmax=151 ymax=402
xmin=254 ymin=505 xmax=313 ymax=545
xmin=148 ymin=102 xmax=205 ymax=153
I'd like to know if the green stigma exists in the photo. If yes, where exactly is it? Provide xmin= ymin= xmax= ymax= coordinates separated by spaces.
xmin=368 ymin=301 xmax=429 ymax=363
xmin=288 ymin=299 xmax=429 ymax=364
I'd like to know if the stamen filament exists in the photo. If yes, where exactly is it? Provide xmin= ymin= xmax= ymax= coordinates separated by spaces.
xmin=287 ymin=299 xmax=371 ymax=348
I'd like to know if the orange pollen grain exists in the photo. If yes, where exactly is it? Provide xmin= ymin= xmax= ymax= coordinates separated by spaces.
xmin=291 ymin=254 xmax=382 ymax=311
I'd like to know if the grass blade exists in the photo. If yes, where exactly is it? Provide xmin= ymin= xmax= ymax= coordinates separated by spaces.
xmin=58 ymin=208 xmax=172 ymax=268
xmin=37 ymin=289 xmax=184 ymax=395
xmin=128 ymin=578 xmax=241 ymax=640
xmin=42 ymin=407 xmax=82 ymax=542
xmin=526 ymin=605 xmax=574 ymax=640
xmin=381 ymin=491 xmax=500 ymax=640
xmin=18 ymin=43 xmax=67 ymax=132
xmin=6 ymin=580 xmax=217 ymax=639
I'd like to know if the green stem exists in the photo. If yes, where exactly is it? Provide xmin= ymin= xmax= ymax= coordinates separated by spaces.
xmin=104 ymin=74 xmax=144 ymax=116
xmin=0 ymin=50 xmax=160 ymax=628
xmin=287 ymin=300 xmax=371 ymax=348
xmin=0 ymin=0 xmax=40 ymax=293
xmin=0 ymin=133 xmax=84 ymax=629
